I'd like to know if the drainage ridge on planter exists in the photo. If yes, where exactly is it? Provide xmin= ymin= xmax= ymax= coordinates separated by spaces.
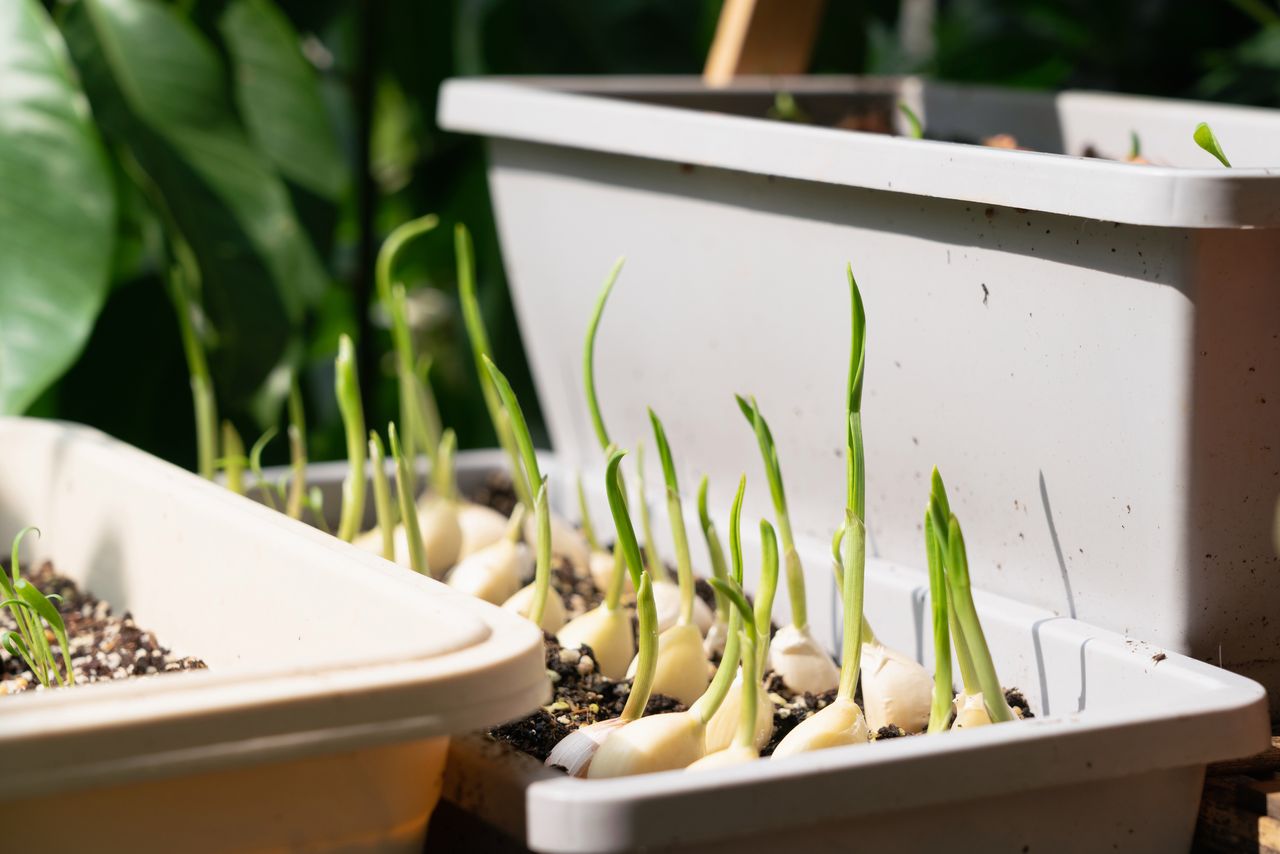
xmin=438 ymin=74 xmax=1280 ymax=716
xmin=291 ymin=452 xmax=1267 ymax=853
xmin=0 ymin=418 xmax=548 ymax=853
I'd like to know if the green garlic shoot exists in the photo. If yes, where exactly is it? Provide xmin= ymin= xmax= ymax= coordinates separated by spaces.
xmin=167 ymin=263 xmax=217 ymax=480
xmin=634 ymin=442 xmax=671 ymax=586
xmin=368 ymin=431 xmax=397 ymax=561
xmin=458 ymin=223 xmax=532 ymax=508
xmin=576 ymin=471 xmax=600 ymax=552
xmin=1128 ymin=130 xmax=1142 ymax=162
xmin=335 ymin=334 xmax=367 ymax=543
xmin=388 ymin=422 xmax=430 ymax=577
xmin=248 ymin=426 xmax=280 ymax=512
xmin=690 ymin=577 xmax=762 ymax=769
xmin=754 ymin=519 xmax=780 ymax=673
xmin=648 ymin=409 xmax=699 ymax=628
xmin=285 ymin=377 xmax=308 ymax=521
xmin=768 ymin=91 xmax=809 ymax=123
xmin=898 ymin=102 xmax=924 ymax=140
xmin=220 ymin=421 xmax=245 ymax=495
xmin=697 ymin=476 xmax=732 ymax=656
xmin=527 ymin=479 xmax=553 ymax=627
xmin=1194 ymin=122 xmax=1231 ymax=167
xmin=925 ymin=509 xmax=953 ymax=734
xmin=1 ymin=528 xmax=73 ymax=688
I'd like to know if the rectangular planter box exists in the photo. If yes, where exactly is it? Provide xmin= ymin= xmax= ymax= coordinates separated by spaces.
xmin=298 ymin=453 xmax=1268 ymax=853
xmin=0 ymin=419 xmax=548 ymax=852
xmin=438 ymin=75 xmax=1280 ymax=711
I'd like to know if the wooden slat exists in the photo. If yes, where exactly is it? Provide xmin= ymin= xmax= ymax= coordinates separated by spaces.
xmin=1208 ymin=738 xmax=1280 ymax=778
xmin=1241 ymin=778 xmax=1280 ymax=820
xmin=703 ymin=0 xmax=826 ymax=87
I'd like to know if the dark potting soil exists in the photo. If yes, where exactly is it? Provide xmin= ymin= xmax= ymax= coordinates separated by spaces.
xmin=0 ymin=563 xmax=206 ymax=695
xmin=1006 ymin=687 xmax=1034 ymax=719
xmin=469 ymin=471 xmax=520 ymax=519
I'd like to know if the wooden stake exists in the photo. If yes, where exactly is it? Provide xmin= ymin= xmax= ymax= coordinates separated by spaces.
xmin=703 ymin=0 xmax=826 ymax=88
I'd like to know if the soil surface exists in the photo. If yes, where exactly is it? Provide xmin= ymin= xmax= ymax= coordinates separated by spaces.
xmin=0 ymin=562 xmax=206 ymax=695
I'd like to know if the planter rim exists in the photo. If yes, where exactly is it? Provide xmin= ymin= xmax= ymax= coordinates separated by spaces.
xmin=438 ymin=74 xmax=1280 ymax=229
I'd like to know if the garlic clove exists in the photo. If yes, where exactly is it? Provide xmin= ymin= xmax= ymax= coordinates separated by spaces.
xmin=952 ymin=692 xmax=993 ymax=729
xmin=586 ymin=712 xmax=705 ymax=778
xmin=703 ymin=672 xmax=774 ymax=753
xmin=503 ymin=582 xmax=567 ymax=633
xmin=417 ymin=495 xmax=463 ymax=575
xmin=651 ymin=580 xmax=714 ymax=635
xmin=456 ymin=501 xmax=509 ymax=558
xmin=768 ymin=624 xmax=840 ymax=695
xmin=545 ymin=717 xmax=626 ymax=777
xmin=860 ymin=640 xmax=932 ymax=734
xmin=446 ymin=540 xmax=530 ymax=604
xmin=557 ymin=605 xmax=634 ymax=680
xmin=703 ymin=618 xmax=730 ymax=658
xmin=686 ymin=744 xmax=759 ymax=772
xmin=771 ymin=695 xmax=869 ymax=758
xmin=627 ymin=622 xmax=710 ymax=706
xmin=588 ymin=548 xmax=629 ymax=594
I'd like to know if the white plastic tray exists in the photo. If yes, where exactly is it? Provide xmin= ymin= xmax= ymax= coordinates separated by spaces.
xmin=300 ymin=453 xmax=1268 ymax=853
xmin=0 ymin=419 xmax=547 ymax=852
xmin=438 ymin=74 xmax=1280 ymax=710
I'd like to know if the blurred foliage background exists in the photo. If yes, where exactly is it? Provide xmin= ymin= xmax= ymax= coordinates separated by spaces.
xmin=5 ymin=0 xmax=1278 ymax=472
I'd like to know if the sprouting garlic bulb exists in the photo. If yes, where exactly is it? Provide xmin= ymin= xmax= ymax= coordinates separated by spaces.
xmin=703 ymin=673 xmax=774 ymax=753
xmin=768 ymin=624 xmax=839 ymax=695
xmin=417 ymin=494 xmax=463 ymax=574
xmin=545 ymin=717 xmax=626 ymax=777
xmin=588 ymin=548 xmax=629 ymax=595
xmin=502 ymin=582 xmax=567 ymax=633
xmin=686 ymin=743 xmax=758 ymax=772
xmin=703 ymin=618 xmax=730 ymax=658
xmin=652 ymin=580 xmax=714 ymax=636
xmin=456 ymin=501 xmax=509 ymax=558
xmin=952 ymin=692 xmax=993 ymax=729
xmin=445 ymin=539 xmax=531 ymax=604
xmin=860 ymin=640 xmax=933 ymax=734
xmin=626 ymin=622 xmax=710 ymax=706
xmin=586 ymin=711 xmax=706 ymax=778
xmin=770 ymin=695 xmax=869 ymax=758
xmin=525 ymin=512 xmax=590 ymax=574
xmin=557 ymin=604 xmax=634 ymax=680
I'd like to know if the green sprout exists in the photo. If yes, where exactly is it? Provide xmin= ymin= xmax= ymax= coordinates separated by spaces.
xmin=576 ymin=471 xmax=600 ymax=552
xmin=248 ymin=426 xmax=280 ymax=511
xmin=836 ymin=266 xmax=869 ymax=705
xmin=458 ymin=223 xmax=532 ymax=508
xmin=708 ymin=576 xmax=760 ymax=751
xmin=768 ymin=91 xmax=809 ymax=124
xmin=1128 ymin=130 xmax=1142 ymax=162
xmin=649 ymin=409 xmax=698 ymax=627
xmin=221 ymin=421 xmax=245 ymax=495
xmin=1 ymin=528 xmax=73 ymax=688
xmin=389 ymin=422 xmax=430 ymax=576
xmin=529 ymin=478 xmax=553 ymax=627
xmin=697 ymin=476 xmax=731 ymax=624
xmin=1194 ymin=122 xmax=1232 ymax=167
xmin=924 ymin=509 xmax=953 ymax=733
xmin=605 ymin=449 xmax=656 ymax=722
xmin=368 ymin=430 xmax=398 ymax=561
xmin=755 ymin=518 xmax=780 ymax=672
xmin=167 ymin=263 xmax=217 ymax=480
xmin=898 ymin=102 xmax=924 ymax=140
xmin=285 ymin=378 xmax=308 ymax=521
xmin=929 ymin=469 xmax=1014 ymax=722
xmin=334 ymin=334 xmax=367 ymax=542
xmin=734 ymin=394 xmax=807 ymax=630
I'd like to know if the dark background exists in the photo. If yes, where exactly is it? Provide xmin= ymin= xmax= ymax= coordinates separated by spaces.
xmin=26 ymin=0 xmax=1280 ymax=470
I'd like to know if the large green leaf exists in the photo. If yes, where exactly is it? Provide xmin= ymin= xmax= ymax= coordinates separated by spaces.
xmin=219 ymin=0 xmax=347 ymax=202
xmin=63 ymin=0 xmax=328 ymax=403
xmin=0 ymin=0 xmax=115 ymax=414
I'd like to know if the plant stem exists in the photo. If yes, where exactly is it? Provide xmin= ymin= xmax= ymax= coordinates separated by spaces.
xmin=389 ymin=423 xmax=430 ymax=577
xmin=602 ymin=453 xmax=629 ymax=610
xmin=946 ymin=515 xmax=1014 ymax=722
xmin=728 ymin=475 xmax=747 ymax=586
xmin=433 ymin=429 xmax=458 ymax=503
xmin=649 ymin=409 xmax=696 ymax=626
xmin=837 ymin=508 xmax=866 ymax=702
xmin=697 ymin=476 xmax=730 ymax=622
xmin=529 ymin=479 xmax=551 ymax=626
xmin=335 ymin=335 xmax=367 ymax=542
xmin=605 ymin=450 xmax=655 ymax=721
xmin=693 ymin=607 xmax=740 ymax=725
xmin=369 ymin=431 xmax=397 ymax=560
xmin=756 ymin=519 xmax=780 ymax=673
xmin=221 ymin=421 xmax=245 ymax=495
xmin=249 ymin=427 xmax=280 ymax=512
xmin=925 ymin=511 xmax=953 ymax=733
xmin=168 ymin=264 xmax=217 ymax=480
xmin=583 ymin=258 xmax=625 ymax=451
xmin=482 ymin=355 xmax=542 ymax=493
xmin=285 ymin=378 xmax=308 ymax=520
xmin=414 ymin=353 xmax=443 ymax=461
xmin=576 ymin=471 xmax=600 ymax=551
xmin=457 ymin=224 xmax=532 ymax=508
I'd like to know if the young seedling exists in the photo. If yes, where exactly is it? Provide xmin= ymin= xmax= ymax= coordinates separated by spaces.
xmin=481 ymin=356 xmax=566 ymax=632
xmin=334 ymin=334 xmax=367 ymax=543
xmin=929 ymin=469 xmax=1016 ymax=725
xmin=546 ymin=449 xmax=657 ymax=776
xmin=898 ymin=102 xmax=924 ymax=140
xmin=705 ymin=494 xmax=779 ymax=754
xmin=620 ymin=410 xmax=712 ymax=706
xmin=388 ymin=422 xmax=431 ymax=577
xmin=221 ymin=421 xmax=245 ymax=495
xmin=735 ymin=394 xmax=838 ymax=694
xmin=925 ymin=509 xmax=953 ymax=734
xmin=167 ymin=263 xmax=217 ymax=480
xmin=285 ymin=378 xmax=308 ymax=521
xmin=1194 ymin=122 xmax=1232 ymax=168
xmin=697 ymin=476 xmax=732 ymax=656
xmin=768 ymin=91 xmax=809 ymax=123
xmin=246 ymin=426 xmax=281 ymax=511
xmin=689 ymin=577 xmax=764 ymax=770
xmin=579 ymin=471 xmax=625 ymax=595
xmin=1 ymin=528 xmax=74 ymax=689
xmin=368 ymin=431 xmax=397 ymax=561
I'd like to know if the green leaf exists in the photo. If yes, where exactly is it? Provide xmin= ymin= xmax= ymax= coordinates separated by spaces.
xmin=218 ymin=0 xmax=347 ymax=201
xmin=1193 ymin=122 xmax=1232 ymax=167
xmin=63 ymin=0 xmax=329 ymax=402
xmin=0 ymin=0 xmax=115 ymax=414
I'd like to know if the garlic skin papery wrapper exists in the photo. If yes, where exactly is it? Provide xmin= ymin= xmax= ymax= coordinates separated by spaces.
xmin=771 ymin=695 xmax=870 ymax=757
xmin=861 ymin=640 xmax=933 ymax=734
xmin=587 ymin=711 xmax=706 ymax=778
xmin=952 ymin=692 xmax=994 ymax=729
xmin=768 ymin=624 xmax=840 ymax=695
xmin=456 ymin=501 xmax=508 ymax=558
xmin=525 ymin=512 xmax=590 ymax=574
xmin=703 ymin=618 xmax=730 ymax=658
xmin=627 ymin=622 xmax=710 ymax=706
xmin=653 ymin=579 xmax=714 ymax=636
xmin=703 ymin=673 xmax=774 ymax=753
xmin=545 ymin=718 xmax=627 ymax=778
xmin=503 ymin=583 xmax=566 ymax=633
xmin=445 ymin=539 xmax=532 ymax=605
xmin=558 ymin=605 xmax=634 ymax=680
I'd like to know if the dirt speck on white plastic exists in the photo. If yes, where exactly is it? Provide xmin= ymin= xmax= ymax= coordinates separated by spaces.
xmin=302 ymin=455 xmax=1267 ymax=853
xmin=0 ymin=419 xmax=548 ymax=852
xmin=438 ymin=75 xmax=1280 ymax=714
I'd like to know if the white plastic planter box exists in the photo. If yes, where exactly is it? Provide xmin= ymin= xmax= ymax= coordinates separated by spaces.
xmin=297 ymin=453 xmax=1266 ymax=853
xmin=437 ymin=75 xmax=1280 ymax=710
xmin=0 ymin=419 xmax=547 ymax=853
